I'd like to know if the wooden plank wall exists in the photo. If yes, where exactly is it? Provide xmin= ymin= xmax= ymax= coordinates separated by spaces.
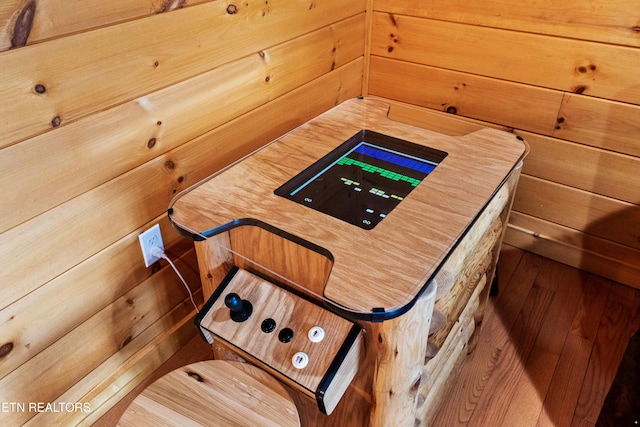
xmin=368 ymin=0 xmax=640 ymax=290
xmin=0 ymin=0 xmax=365 ymax=424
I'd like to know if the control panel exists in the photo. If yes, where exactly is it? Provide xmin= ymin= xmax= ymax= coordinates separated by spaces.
xmin=195 ymin=266 xmax=363 ymax=415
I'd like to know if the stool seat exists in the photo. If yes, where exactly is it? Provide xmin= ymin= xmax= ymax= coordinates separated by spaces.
xmin=118 ymin=360 xmax=300 ymax=427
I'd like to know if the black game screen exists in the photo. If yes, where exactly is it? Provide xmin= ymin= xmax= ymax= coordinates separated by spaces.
xmin=275 ymin=130 xmax=448 ymax=230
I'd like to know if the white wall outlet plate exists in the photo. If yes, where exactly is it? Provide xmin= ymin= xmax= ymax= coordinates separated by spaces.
xmin=138 ymin=224 xmax=164 ymax=267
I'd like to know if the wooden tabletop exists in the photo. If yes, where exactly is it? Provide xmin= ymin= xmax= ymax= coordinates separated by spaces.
xmin=169 ymin=97 xmax=527 ymax=316
xmin=118 ymin=361 xmax=300 ymax=427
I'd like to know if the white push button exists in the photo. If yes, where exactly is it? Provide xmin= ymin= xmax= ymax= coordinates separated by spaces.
xmin=292 ymin=352 xmax=309 ymax=369
xmin=308 ymin=326 xmax=325 ymax=343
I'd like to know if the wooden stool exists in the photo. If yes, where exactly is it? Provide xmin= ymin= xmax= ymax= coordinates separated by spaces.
xmin=118 ymin=360 xmax=300 ymax=427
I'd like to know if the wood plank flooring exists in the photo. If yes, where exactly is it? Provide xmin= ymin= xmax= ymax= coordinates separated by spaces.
xmin=432 ymin=244 xmax=640 ymax=427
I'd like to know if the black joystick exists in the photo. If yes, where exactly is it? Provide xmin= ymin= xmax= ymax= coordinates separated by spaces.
xmin=224 ymin=293 xmax=253 ymax=322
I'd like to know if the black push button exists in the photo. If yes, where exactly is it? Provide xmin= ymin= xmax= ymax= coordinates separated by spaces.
xmin=278 ymin=327 xmax=294 ymax=343
xmin=261 ymin=318 xmax=276 ymax=333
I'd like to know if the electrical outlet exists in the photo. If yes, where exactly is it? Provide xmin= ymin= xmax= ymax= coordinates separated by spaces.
xmin=138 ymin=224 xmax=164 ymax=267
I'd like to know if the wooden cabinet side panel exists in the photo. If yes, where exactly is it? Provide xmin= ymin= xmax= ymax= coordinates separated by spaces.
xmin=229 ymin=225 xmax=333 ymax=301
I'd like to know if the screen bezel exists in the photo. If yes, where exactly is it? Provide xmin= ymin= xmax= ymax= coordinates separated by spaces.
xmin=274 ymin=129 xmax=448 ymax=229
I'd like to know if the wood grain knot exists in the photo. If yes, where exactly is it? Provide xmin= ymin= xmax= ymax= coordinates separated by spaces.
xmin=575 ymin=64 xmax=596 ymax=75
xmin=11 ymin=1 xmax=36 ymax=48
xmin=445 ymin=106 xmax=457 ymax=115
xmin=147 ymin=138 xmax=157 ymax=149
xmin=0 ymin=342 xmax=14 ymax=359
xmin=34 ymin=84 xmax=46 ymax=94
xmin=573 ymin=85 xmax=587 ymax=94
xmin=121 ymin=336 xmax=132 ymax=348
xmin=187 ymin=371 xmax=205 ymax=382
xmin=227 ymin=4 xmax=238 ymax=14
xmin=157 ymin=0 xmax=186 ymax=13
xmin=165 ymin=160 xmax=176 ymax=170
xmin=51 ymin=116 xmax=62 ymax=128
